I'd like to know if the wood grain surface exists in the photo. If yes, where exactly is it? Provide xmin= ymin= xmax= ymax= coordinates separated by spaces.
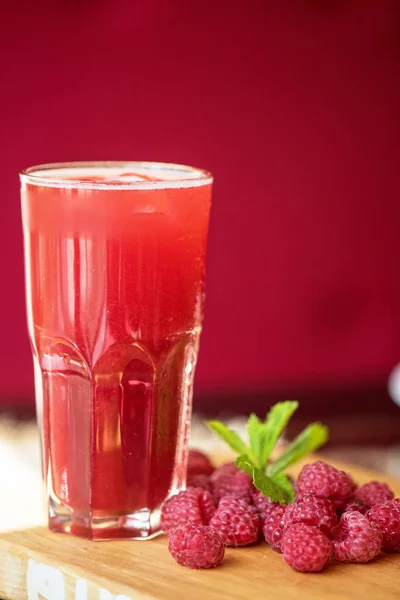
xmin=0 ymin=457 xmax=399 ymax=600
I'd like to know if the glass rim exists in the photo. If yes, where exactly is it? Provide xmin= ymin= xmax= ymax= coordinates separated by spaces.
xmin=19 ymin=161 xmax=213 ymax=191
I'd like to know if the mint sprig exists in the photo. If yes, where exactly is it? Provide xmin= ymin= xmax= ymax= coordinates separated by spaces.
xmin=207 ymin=420 xmax=250 ymax=457
xmin=267 ymin=422 xmax=328 ymax=476
xmin=256 ymin=401 xmax=298 ymax=468
xmin=206 ymin=401 xmax=328 ymax=504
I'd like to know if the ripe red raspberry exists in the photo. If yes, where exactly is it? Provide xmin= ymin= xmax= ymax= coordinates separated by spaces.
xmin=284 ymin=493 xmax=338 ymax=537
xmin=187 ymin=474 xmax=213 ymax=493
xmin=168 ymin=524 xmax=225 ymax=568
xmin=332 ymin=511 xmax=382 ymax=563
xmin=340 ymin=498 xmax=368 ymax=515
xmin=297 ymin=461 xmax=353 ymax=508
xmin=262 ymin=504 xmax=287 ymax=552
xmin=211 ymin=463 xmax=254 ymax=504
xmin=367 ymin=499 xmax=400 ymax=552
xmin=252 ymin=490 xmax=280 ymax=522
xmin=212 ymin=462 xmax=238 ymax=477
xmin=282 ymin=524 xmax=332 ymax=572
xmin=161 ymin=488 xmax=216 ymax=535
xmin=354 ymin=481 xmax=394 ymax=508
xmin=188 ymin=449 xmax=214 ymax=476
xmin=209 ymin=496 xmax=260 ymax=546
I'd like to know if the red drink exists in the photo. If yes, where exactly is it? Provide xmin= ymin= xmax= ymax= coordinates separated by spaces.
xmin=20 ymin=163 xmax=212 ymax=539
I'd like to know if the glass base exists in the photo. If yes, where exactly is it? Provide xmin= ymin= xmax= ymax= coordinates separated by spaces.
xmin=49 ymin=499 xmax=163 ymax=540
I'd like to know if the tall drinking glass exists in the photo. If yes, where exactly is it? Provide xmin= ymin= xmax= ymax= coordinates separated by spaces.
xmin=20 ymin=162 xmax=212 ymax=540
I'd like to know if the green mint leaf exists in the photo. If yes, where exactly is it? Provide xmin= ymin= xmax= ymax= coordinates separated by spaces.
xmin=235 ymin=454 xmax=256 ymax=476
xmin=268 ymin=422 xmax=328 ymax=476
xmin=253 ymin=470 xmax=292 ymax=504
xmin=246 ymin=413 xmax=267 ymax=469
xmin=206 ymin=420 xmax=250 ymax=456
xmin=270 ymin=471 xmax=295 ymax=502
xmin=236 ymin=456 xmax=293 ymax=503
xmin=259 ymin=401 xmax=299 ymax=468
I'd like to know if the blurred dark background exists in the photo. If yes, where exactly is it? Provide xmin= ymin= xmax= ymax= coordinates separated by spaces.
xmin=2 ymin=0 xmax=400 ymax=444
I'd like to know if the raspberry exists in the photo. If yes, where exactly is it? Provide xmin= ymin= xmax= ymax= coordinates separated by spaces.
xmin=187 ymin=473 xmax=213 ymax=493
xmin=188 ymin=449 xmax=214 ymax=476
xmin=209 ymin=496 xmax=260 ymax=546
xmin=284 ymin=493 xmax=338 ymax=537
xmin=211 ymin=463 xmax=254 ymax=504
xmin=168 ymin=524 xmax=225 ymax=568
xmin=262 ymin=504 xmax=287 ymax=552
xmin=282 ymin=524 xmax=332 ymax=572
xmin=332 ymin=511 xmax=382 ymax=563
xmin=340 ymin=498 xmax=368 ymax=515
xmin=212 ymin=462 xmax=238 ymax=477
xmin=354 ymin=481 xmax=394 ymax=508
xmin=297 ymin=461 xmax=353 ymax=508
xmin=252 ymin=489 xmax=280 ymax=522
xmin=367 ymin=499 xmax=400 ymax=552
xmin=161 ymin=488 xmax=216 ymax=535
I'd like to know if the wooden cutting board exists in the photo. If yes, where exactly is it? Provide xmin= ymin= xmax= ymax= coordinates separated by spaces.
xmin=0 ymin=457 xmax=399 ymax=600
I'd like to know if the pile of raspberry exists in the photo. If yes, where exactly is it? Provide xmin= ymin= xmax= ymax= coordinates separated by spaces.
xmin=162 ymin=451 xmax=400 ymax=572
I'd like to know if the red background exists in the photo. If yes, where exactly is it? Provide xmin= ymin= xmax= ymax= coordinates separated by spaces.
xmin=1 ymin=0 xmax=400 ymax=407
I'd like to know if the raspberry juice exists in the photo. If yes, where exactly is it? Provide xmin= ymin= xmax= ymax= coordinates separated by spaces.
xmin=20 ymin=162 xmax=212 ymax=539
